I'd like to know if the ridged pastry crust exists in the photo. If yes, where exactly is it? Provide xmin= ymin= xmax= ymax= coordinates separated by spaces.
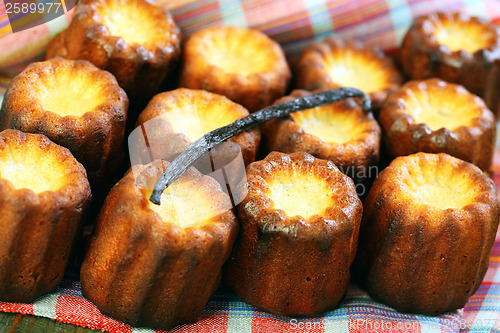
xmin=379 ymin=79 xmax=496 ymax=171
xmin=0 ymin=57 xmax=128 ymax=190
xmin=295 ymin=37 xmax=403 ymax=109
xmin=179 ymin=26 xmax=291 ymax=112
xmin=135 ymin=88 xmax=260 ymax=166
xmin=263 ymin=90 xmax=381 ymax=186
xmin=355 ymin=152 xmax=500 ymax=315
xmin=399 ymin=12 xmax=500 ymax=115
xmin=225 ymin=151 xmax=362 ymax=316
xmin=46 ymin=0 xmax=181 ymax=102
xmin=0 ymin=129 xmax=91 ymax=302
xmin=81 ymin=161 xmax=237 ymax=330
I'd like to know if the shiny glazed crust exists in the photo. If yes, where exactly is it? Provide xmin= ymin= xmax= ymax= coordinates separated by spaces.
xmin=135 ymin=88 xmax=261 ymax=166
xmin=399 ymin=12 xmax=500 ymax=115
xmin=225 ymin=151 xmax=362 ymax=316
xmin=45 ymin=0 xmax=181 ymax=101
xmin=81 ymin=161 xmax=238 ymax=330
xmin=379 ymin=79 xmax=496 ymax=171
xmin=355 ymin=152 xmax=500 ymax=315
xmin=263 ymin=90 xmax=381 ymax=185
xmin=295 ymin=37 xmax=403 ymax=109
xmin=0 ymin=57 xmax=128 ymax=188
xmin=179 ymin=26 xmax=291 ymax=112
xmin=0 ymin=130 xmax=91 ymax=302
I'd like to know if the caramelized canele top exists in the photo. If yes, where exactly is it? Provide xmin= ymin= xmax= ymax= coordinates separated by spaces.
xmin=266 ymin=170 xmax=334 ymax=219
xmin=135 ymin=161 xmax=232 ymax=228
xmin=396 ymin=79 xmax=483 ymax=131
xmin=388 ymin=153 xmax=480 ymax=210
xmin=0 ymin=130 xmax=83 ymax=194
xmin=191 ymin=27 xmax=284 ymax=76
xmin=322 ymin=46 xmax=394 ymax=94
xmin=96 ymin=0 xmax=174 ymax=50
xmin=429 ymin=14 xmax=498 ymax=53
xmin=291 ymin=102 xmax=372 ymax=144
xmin=140 ymin=88 xmax=249 ymax=142
xmin=245 ymin=152 xmax=360 ymax=222
xmin=15 ymin=58 xmax=123 ymax=118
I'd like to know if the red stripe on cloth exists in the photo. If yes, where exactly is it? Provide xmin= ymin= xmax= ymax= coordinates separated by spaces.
xmin=241 ymin=0 xmax=307 ymax=29
xmin=170 ymin=313 xmax=228 ymax=332
xmin=169 ymin=1 xmax=223 ymax=35
xmin=0 ymin=301 xmax=34 ymax=315
xmin=55 ymin=295 xmax=132 ymax=332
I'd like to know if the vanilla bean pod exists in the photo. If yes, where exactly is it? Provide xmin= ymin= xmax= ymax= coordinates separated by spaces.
xmin=150 ymin=87 xmax=371 ymax=204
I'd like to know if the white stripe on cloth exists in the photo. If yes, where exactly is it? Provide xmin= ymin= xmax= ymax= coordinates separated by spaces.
xmin=304 ymin=0 xmax=334 ymax=41
xmin=226 ymin=301 xmax=253 ymax=333
xmin=462 ymin=0 xmax=491 ymax=20
xmin=324 ymin=318 xmax=349 ymax=333
xmin=131 ymin=327 xmax=155 ymax=333
xmin=386 ymin=0 xmax=412 ymax=46
xmin=32 ymin=291 xmax=59 ymax=319
xmin=45 ymin=14 xmax=71 ymax=37
xmin=220 ymin=1 xmax=248 ymax=28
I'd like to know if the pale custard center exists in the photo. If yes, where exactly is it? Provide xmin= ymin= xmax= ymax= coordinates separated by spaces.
xmin=267 ymin=172 xmax=334 ymax=219
xmin=162 ymin=104 xmax=240 ymax=142
xmin=433 ymin=20 xmax=495 ymax=53
xmin=203 ymin=31 xmax=272 ymax=75
xmin=37 ymin=71 xmax=104 ymax=117
xmin=292 ymin=105 xmax=366 ymax=144
xmin=100 ymin=1 xmax=163 ymax=48
xmin=404 ymin=165 xmax=476 ymax=209
xmin=147 ymin=179 xmax=223 ymax=228
xmin=403 ymin=88 xmax=478 ymax=131
xmin=0 ymin=145 xmax=68 ymax=193
xmin=324 ymin=49 xmax=390 ymax=93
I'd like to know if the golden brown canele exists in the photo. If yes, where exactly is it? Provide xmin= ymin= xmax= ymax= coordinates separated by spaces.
xmin=263 ymin=90 xmax=381 ymax=186
xmin=355 ymin=152 xmax=500 ymax=315
xmin=135 ymin=88 xmax=261 ymax=166
xmin=0 ymin=129 xmax=91 ymax=302
xmin=225 ymin=151 xmax=362 ymax=316
xmin=80 ymin=161 xmax=237 ymax=330
xmin=399 ymin=12 xmax=500 ymax=116
xmin=379 ymin=79 xmax=496 ymax=171
xmin=46 ymin=0 xmax=181 ymax=102
xmin=0 ymin=57 xmax=128 ymax=190
xmin=295 ymin=37 xmax=403 ymax=109
xmin=179 ymin=26 xmax=291 ymax=112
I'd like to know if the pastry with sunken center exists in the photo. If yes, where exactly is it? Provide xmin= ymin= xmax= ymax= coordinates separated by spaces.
xmin=225 ymin=151 xmax=362 ymax=316
xmin=355 ymin=152 xmax=500 ymax=315
xmin=0 ymin=129 xmax=91 ymax=302
xmin=45 ymin=0 xmax=181 ymax=103
xmin=399 ymin=12 xmax=500 ymax=116
xmin=0 ymin=57 xmax=128 ymax=193
xmin=379 ymin=79 xmax=495 ymax=171
xmin=80 ymin=160 xmax=237 ymax=330
xmin=135 ymin=88 xmax=260 ymax=167
xmin=295 ymin=37 xmax=403 ymax=109
xmin=179 ymin=26 xmax=291 ymax=113
xmin=263 ymin=90 xmax=380 ymax=187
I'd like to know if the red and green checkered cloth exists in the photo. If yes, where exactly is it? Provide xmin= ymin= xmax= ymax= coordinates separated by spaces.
xmin=1 ymin=0 xmax=500 ymax=332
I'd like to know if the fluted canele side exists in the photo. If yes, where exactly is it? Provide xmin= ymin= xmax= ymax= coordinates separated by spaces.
xmin=355 ymin=152 xmax=500 ymax=315
xmin=81 ymin=161 xmax=238 ymax=330
xmin=225 ymin=151 xmax=363 ymax=316
xmin=0 ymin=129 xmax=91 ymax=302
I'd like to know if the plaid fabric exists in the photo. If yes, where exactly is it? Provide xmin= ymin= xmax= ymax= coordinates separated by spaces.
xmin=1 ymin=0 xmax=500 ymax=332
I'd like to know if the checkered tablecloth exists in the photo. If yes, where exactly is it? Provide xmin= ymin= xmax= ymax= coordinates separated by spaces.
xmin=1 ymin=0 xmax=500 ymax=332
